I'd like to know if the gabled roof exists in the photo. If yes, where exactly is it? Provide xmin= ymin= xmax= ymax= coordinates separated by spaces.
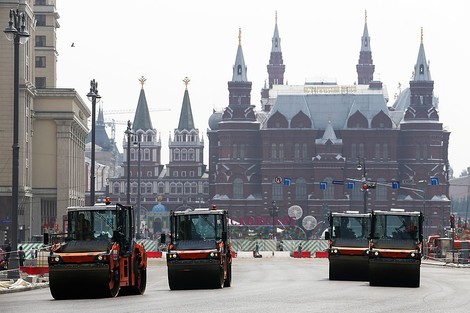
xmin=263 ymin=84 xmax=391 ymax=130
xmin=316 ymin=120 xmax=342 ymax=144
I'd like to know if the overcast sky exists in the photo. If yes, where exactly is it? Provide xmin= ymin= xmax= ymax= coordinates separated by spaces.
xmin=55 ymin=0 xmax=470 ymax=177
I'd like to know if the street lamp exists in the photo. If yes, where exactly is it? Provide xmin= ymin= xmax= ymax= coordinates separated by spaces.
xmin=86 ymin=79 xmax=101 ymax=205
xmin=269 ymin=201 xmax=279 ymax=240
xmin=125 ymin=121 xmax=133 ymax=205
xmin=133 ymin=140 xmax=141 ymax=239
xmin=4 ymin=8 xmax=29 ymax=279
xmin=418 ymin=180 xmax=428 ymax=239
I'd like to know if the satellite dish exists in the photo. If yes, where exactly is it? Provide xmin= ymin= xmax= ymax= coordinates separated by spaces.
xmin=288 ymin=205 xmax=303 ymax=220
xmin=302 ymin=216 xmax=317 ymax=231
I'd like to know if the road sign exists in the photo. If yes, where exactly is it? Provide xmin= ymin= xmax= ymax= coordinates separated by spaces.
xmin=283 ymin=178 xmax=292 ymax=186
xmin=320 ymin=182 xmax=327 ymax=190
xmin=392 ymin=181 xmax=400 ymax=189
xmin=275 ymin=176 xmax=282 ymax=184
xmin=431 ymin=177 xmax=439 ymax=186
xmin=332 ymin=180 xmax=344 ymax=185
xmin=347 ymin=182 xmax=355 ymax=189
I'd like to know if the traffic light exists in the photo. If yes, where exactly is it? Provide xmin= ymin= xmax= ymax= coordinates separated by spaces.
xmin=362 ymin=182 xmax=376 ymax=190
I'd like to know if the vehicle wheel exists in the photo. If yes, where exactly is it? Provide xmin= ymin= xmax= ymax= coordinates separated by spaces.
xmin=168 ymin=272 xmax=181 ymax=290
xmin=223 ymin=263 xmax=232 ymax=287
xmin=215 ymin=266 xmax=224 ymax=289
xmin=126 ymin=268 xmax=147 ymax=295
xmin=109 ymin=269 xmax=120 ymax=297
xmin=329 ymin=262 xmax=338 ymax=280
xmin=408 ymin=268 xmax=420 ymax=288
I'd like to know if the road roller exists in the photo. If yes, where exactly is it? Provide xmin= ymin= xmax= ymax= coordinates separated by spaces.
xmin=326 ymin=211 xmax=371 ymax=281
xmin=162 ymin=205 xmax=232 ymax=290
xmin=45 ymin=200 xmax=147 ymax=299
xmin=369 ymin=209 xmax=423 ymax=287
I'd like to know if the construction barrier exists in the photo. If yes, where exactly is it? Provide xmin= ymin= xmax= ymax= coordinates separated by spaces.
xmin=290 ymin=251 xmax=311 ymax=258
xmin=20 ymin=266 xmax=49 ymax=275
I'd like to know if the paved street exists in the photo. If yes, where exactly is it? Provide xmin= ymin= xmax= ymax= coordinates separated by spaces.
xmin=1 ymin=257 xmax=470 ymax=313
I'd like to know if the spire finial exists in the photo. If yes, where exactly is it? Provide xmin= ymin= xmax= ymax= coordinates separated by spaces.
xmin=420 ymin=27 xmax=423 ymax=44
xmin=365 ymin=9 xmax=367 ymax=23
xmin=183 ymin=77 xmax=190 ymax=90
xmin=238 ymin=28 xmax=242 ymax=45
xmin=139 ymin=76 xmax=146 ymax=89
xmin=275 ymin=11 xmax=278 ymax=24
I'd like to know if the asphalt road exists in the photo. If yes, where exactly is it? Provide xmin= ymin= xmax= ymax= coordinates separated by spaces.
xmin=1 ymin=258 xmax=470 ymax=313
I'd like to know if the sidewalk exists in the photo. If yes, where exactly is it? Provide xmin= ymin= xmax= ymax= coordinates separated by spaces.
xmin=0 ymin=271 xmax=49 ymax=294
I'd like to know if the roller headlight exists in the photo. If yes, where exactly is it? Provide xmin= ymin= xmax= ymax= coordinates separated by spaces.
xmin=54 ymin=257 xmax=59 ymax=262
xmin=411 ymin=252 xmax=416 ymax=257
xmin=374 ymin=251 xmax=379 ymax=256
xmin=98 ymin=255 xmax=103 ymax=261
xmin=210 ymin=252 xmax=219 ymax=258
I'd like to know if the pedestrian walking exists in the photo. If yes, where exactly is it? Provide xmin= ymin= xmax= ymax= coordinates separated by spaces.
xmin=298 ymin=243 xmax=302 ymax=257
xmin=18 ymin=246 xmax=26 ymax=267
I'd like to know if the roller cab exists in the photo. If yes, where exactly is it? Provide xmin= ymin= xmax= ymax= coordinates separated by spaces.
xmin=164 ymin=206 xmax=232 ymax=290
xmin=369 ymin=209 xmax=423 ymax=287
xmin=46 ymin=202 xmax=147 ymax=299
xmin=326 ymin=211 xmax=371 ymax=281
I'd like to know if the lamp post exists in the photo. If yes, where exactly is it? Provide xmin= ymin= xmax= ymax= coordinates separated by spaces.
xmin=125 ymin=121 xmax=133 ymax=205
xmin=357 ymin=158 xmax=367 ymax=213
xmin=269 ymin=201 xmax=279 ymax=240
xmin=86 ymin=79 xmax=101 ymax=205
xmin=418 ymin=180 xmax=428 ymax=239
xmin=4 ymin=8 xmax=29 ymax=279
xmin=133 ymin=140 xmax=141 ymax=239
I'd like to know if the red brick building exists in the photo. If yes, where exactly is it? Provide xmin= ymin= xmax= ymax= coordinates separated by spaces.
xmin=208 ymin=17 xmax=450 ymax=238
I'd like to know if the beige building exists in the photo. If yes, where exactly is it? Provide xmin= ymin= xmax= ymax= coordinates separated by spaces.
xmin=0 ymin=0 xmax=89 ymax=241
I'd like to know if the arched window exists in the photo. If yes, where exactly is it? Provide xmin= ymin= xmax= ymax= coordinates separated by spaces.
xmin=188 ymin=149 xmax=195 ymax=161
xmin=271 ymin=143 xmax=277 ymax=160
xmin=158 ymin=182 xmax=165 ymax=194
xmin=181 ymin=149 xmax=187 ymax=161
xmin=144 ymin=149 xmax=150 ymax=161
xmin=237 ymin=65 xmax=242 ymax=75
xmin=174 ymin=149 xmax=180 ymax=161
xmin=176 ymin=182 xmax=183 ymax=194
xmin=131 ymin=182 xmax=138 ymax=194
xmin=191 ymin=182 xmax=197 ymax=194
xmin=184 ymin=182 xmax=191 ymax=194
xmin=295 ymin=178 xmax=307 ymax=200
xmin=113 ymin=182 xmax=120 ymax=194
xmin=170 ymin=183 xmax=177 ymax=194
xmin=232 ymin=144 xmax=238 ymax=159
xmin=233 ymin=178 xmax=243 ymax=199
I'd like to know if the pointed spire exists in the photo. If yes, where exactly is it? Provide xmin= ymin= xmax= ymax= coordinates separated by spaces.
xmin=178 ymin=77 xmax=195 ymax=131
xmin=271 ymin=11 xmax=281 ymax=53
xmin=97 ymin=103 xmax=105 ymax=126
xmin=413 ymin=27 xmax=432 ymax=81
xmin=132 ymin=76 xmax=154 ymax=131
xmin=361 ymin=10 xmax=371 ymax=52
xmin=356 ymin=10 xmax=375 ymax=85
xmin=232 ymin=28 xmax=248 ymax=82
